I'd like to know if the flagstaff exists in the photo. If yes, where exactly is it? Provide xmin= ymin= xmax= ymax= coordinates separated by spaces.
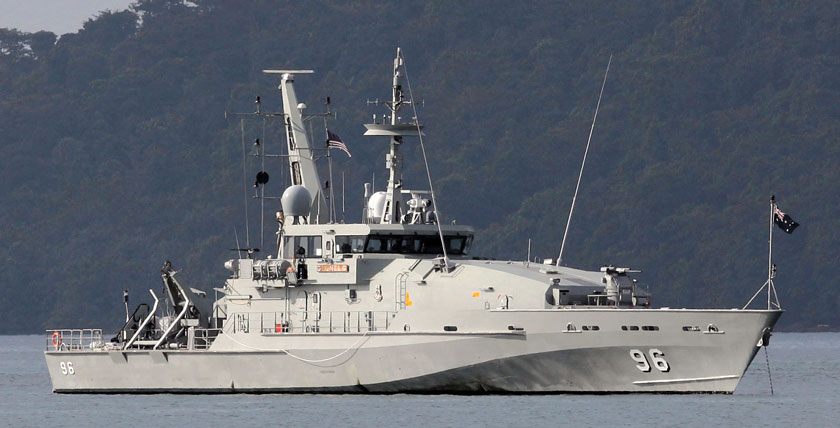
xmin=745 ymin=194 xmax=797 ymax=310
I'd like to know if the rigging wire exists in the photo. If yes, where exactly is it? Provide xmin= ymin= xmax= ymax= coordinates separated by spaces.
xmin=260 ymin=118 xmax=266 ymax=250
xmin=401 ymin=52 xmax=450 ymax=270
xmin=556 ymin=55 xmax=612 ymax=266
xmin=281 ymin=119 xmax=288 ymax=189
xmin=240 ymin=119 xmax=251 ymax=248
xmin=234 ymin=226 xmax=242 ymax=259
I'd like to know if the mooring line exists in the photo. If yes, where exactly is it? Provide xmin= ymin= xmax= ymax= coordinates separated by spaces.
xmin=764 ymin=346 xmax=774 ymax=395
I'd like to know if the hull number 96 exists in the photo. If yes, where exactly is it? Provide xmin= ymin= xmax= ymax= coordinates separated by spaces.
xmin=59 ymin=361 xmax=75 ymax=375
xmin=629 ymin=349 xmax=669 ymax=372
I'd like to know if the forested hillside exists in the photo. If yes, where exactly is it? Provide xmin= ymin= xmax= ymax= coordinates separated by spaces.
xmin=1 ymin=0 xmax=837 ymax=333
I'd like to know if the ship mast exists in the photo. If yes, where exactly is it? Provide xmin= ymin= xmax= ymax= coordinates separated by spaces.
xmin=364 ymin=47 xmax=423 ymax=224
xmin=264 ymin=69 xmax=329 ymax=224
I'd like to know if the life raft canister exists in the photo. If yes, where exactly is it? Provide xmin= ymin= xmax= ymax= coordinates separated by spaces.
xmin=51 ymin=332 xmax=63 ymax=350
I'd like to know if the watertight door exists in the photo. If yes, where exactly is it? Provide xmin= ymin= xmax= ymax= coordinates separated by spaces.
xmin=296 ymin=290 xmax=308 ymax=330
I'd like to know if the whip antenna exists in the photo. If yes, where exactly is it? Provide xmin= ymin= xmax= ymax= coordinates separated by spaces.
xmin=556 ymin=55 xmax=612 ymax=267
xmin=240 ymin=119 xmax=251 ymax=248
xmin=401 ymin=50 xmax=451 ymax=270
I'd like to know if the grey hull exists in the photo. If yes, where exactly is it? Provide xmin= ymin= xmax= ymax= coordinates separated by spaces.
xmin=46 ymin=309 xmax=780 ymax=394
xmin=44 ymin=51 xmax=786 ymax=396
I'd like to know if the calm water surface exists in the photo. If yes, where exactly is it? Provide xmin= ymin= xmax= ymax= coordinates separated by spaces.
xmin=0 ymin=333 xmax=837 ymax=427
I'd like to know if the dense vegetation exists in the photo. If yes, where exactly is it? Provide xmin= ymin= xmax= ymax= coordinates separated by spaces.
xmin=1 ymin=0 xmax=837 ymax=333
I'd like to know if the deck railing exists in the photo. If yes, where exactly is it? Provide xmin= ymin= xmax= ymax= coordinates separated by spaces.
xmin=47 ymin=312 xmax=383 ymax=351
xmin=193 ymin=328 xmax=221 ymax=350
xmin=46 ymin=327 xmax=223 ymax=351
xmin=45 ymin=329 xmax=104 ymax=351
xmin=227 ymin=310 xmax=397 ymax=334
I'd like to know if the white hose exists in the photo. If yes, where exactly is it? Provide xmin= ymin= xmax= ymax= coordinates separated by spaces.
xmin=220 ymin=330 xmax=370 ymax=364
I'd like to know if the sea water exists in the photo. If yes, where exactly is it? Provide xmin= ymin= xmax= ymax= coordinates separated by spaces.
xmin=1 ymin=333 xmax=837 ymax=428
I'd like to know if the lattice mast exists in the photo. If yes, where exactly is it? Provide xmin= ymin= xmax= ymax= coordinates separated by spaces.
xmin=364 ymin=47 xmax=424 ymax=224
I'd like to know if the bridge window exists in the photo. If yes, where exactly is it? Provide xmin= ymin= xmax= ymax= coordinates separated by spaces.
xmin=335 ymin=236 xmax=365 ymax=253
xmin=283 ymin=235 xmax=323 ymax=258
xmin=347 ymin=234 xmax=472 ymax=255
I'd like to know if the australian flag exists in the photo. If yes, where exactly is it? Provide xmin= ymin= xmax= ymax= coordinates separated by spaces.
xmin=774 ymin=206 xmax=799 ymax=234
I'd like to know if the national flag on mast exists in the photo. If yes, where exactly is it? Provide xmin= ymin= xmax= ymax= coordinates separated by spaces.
xmin=326 ymin=130 xmax=351 ymax=158
xmin=774 ymin=205 xmax=799 ymax=234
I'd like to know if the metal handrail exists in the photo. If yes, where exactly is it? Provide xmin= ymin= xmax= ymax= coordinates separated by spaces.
xmin=47 ymin=327 xmax=224 ymax=352
xmin=124 ymin=289 xmax=159 ymax=349
xmin=227 ymin=310 xmax=396 ymax=334
xmin=45 ymin=329 xmax=103 ymax=351
xmin=193 ymin=328 xmax=221 ymax=350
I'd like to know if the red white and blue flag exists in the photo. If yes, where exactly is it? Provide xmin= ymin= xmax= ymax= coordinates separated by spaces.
xmin=326 ymin=130 xmax=351 ymax=158
xmin=774 ymin=205 xmax=799 ymax=234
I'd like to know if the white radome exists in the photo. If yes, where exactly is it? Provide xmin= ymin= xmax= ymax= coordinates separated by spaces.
xmin=281 ymin=185 xmax=312 ymax=217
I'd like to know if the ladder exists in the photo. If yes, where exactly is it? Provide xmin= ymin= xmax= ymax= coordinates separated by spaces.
xmin=395 ymin=272 xmax=408 ymax=310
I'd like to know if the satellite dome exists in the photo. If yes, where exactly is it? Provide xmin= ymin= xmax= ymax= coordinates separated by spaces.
xmin=281 ymin=185 xmax=312 ymax=217
xmin=367 ymin=191 xmax=386 ymax=222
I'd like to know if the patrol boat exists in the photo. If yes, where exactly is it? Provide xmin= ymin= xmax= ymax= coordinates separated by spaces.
xmin=45 ymin=49 xmax=782 ymax=393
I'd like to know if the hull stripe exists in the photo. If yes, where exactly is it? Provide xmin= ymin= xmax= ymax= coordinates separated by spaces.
xmin=633 ymin=375 xmax=740 ymax=385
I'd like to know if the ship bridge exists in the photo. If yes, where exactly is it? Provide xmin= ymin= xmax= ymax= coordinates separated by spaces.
xmin=279 ymin=223 xmax=474 ymax=260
